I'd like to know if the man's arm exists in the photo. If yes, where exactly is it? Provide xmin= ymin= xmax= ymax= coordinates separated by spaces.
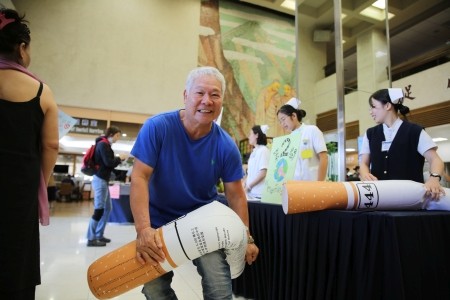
xmin=224 ymin=180 xmax=259 ymax=265
xmin=98 ymin=142 xmax=122 ymax=168
xmin=130 ymin=158 xmax=165 ymax=265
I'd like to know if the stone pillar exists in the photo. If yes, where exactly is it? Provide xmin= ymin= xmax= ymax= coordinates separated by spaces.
xmin=356 ymin=29 xmax=389 ymax=135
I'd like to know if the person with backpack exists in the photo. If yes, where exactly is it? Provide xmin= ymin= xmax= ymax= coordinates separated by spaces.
xmin=86 ymin=126 xmax=124 ymax=247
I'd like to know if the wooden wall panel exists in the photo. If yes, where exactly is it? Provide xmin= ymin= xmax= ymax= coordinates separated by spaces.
xmin=316 ymin=109 xmax=359 ymax=140
xmin=406 ymin=100 xmax=450 ymax=129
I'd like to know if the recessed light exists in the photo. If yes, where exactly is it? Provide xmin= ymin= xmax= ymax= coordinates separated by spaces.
xmin=432 ymin=137 xmax=448 ymax=142
xmin=281 ymin=0 xmax=295 ymax=11
xmin=372 ymin=0 xmax=385 ymax=10
xmin=360 ymin=6 xmax=395 ymax=21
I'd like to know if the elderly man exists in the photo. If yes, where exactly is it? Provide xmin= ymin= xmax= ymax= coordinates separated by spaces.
xmin=130 ymin=66 xmax=259 ymax=300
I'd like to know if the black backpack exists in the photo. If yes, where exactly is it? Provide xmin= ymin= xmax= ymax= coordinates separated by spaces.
xmin=81 ymin=138 xmax=108 ymax=176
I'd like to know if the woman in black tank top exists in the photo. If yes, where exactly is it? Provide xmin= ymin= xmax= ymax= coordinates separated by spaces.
xmin=0 ymin=7 xmax=59 ymax=299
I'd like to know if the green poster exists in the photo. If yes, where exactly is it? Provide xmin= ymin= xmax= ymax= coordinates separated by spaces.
xmin=262 ymin=133 xmax=300 ymax=204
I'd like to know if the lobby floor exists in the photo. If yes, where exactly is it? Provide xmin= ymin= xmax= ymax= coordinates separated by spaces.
xmin=36 ymin=201 xmax=249 ymax=300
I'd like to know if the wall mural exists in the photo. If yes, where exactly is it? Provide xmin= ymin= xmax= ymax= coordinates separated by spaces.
xmin=199 ymin=0 xmax=296 ymax=142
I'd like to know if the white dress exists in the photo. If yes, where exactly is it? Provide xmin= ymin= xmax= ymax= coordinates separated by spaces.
xmin=246 ymin=145 xmax=270 ymax=198
xmin=292 ymin=124 xmax=327 ymax=180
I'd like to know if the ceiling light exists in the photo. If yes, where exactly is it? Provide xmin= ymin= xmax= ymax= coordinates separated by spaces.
xmin=59 ymin=136 xmax=93 ymax=149
xmin=345 ymin=148 xmax=356 ymax=152
xmin=372 ymin=0 xmax=385 ymax=10
xmin=432 ymin=137 xmax=448 ymax=142
xmin=281 ymin=0 xmax=295 ymax=11
xmin=360 ymin=6 xmax=395 ymax=21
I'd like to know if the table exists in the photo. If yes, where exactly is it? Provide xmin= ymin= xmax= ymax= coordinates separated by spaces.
xmin=232 ymin=202 xmax=450 ymax=300
xmin=109 ymin=184 xmax=134 ymax=224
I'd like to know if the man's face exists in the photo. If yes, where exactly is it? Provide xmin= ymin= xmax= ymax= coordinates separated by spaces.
xmin=183 ymin=75 xmax=223 ymax=125
xmin=112 ymin=132 xmax=121 ymax=143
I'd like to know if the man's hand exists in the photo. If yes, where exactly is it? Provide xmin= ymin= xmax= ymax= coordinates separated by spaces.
xmin=245 ymin=243 xmax=259 ymax=265
xmin=135 ymin=227 xmax=166 ymax=266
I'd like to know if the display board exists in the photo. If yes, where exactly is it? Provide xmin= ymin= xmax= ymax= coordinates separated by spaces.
xmin=261 ymin=133 xmax=300 ymax=204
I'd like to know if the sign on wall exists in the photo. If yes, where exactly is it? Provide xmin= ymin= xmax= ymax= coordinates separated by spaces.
xmin=69 ymin=118 xmax=107 ymax=135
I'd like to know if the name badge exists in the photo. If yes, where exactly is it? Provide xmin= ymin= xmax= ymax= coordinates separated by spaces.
xmin=381 ymin=141 xmax=391 ymax=152
xmin=301 ymin=149 xmax=313 ymax=159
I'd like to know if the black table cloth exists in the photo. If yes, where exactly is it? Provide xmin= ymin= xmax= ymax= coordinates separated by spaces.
xmin=232 ymin=202 xmax=450 ymax=300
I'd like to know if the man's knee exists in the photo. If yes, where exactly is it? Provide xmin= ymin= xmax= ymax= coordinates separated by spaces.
xmin=141 ymin=272 xmax=176 ymax=300
xmin=92 ymin=209 xmax=104 ymax=221
xmin=195 ymin=252 xmax=232 ymax=300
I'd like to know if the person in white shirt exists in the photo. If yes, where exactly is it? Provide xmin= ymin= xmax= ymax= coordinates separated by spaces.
xmin=277 ymin=98 xmax=328 ymax=181
xmin=245 ymin=125 xmax=270 ymax=199
xmin=359 ymin=88 xmax=445 ymax=199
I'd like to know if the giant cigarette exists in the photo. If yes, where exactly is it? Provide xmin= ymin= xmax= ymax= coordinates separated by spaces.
xmin=282 ymin=180 xmax=450 ymax=214
xmin=87 ymin=201 xmax=247 ymax=299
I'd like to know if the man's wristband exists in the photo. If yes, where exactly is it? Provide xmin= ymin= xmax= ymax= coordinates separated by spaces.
xmin=247 ymin=235 xmax=255 ymax=244
xmin=430 ymin=173 xmax=442 ymax=181
xmin=245 ymin=226 xmax=254 ymax=244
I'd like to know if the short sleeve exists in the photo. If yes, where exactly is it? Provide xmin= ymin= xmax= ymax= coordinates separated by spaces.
xmin=417 ymin=129 xmax=437 ymax=156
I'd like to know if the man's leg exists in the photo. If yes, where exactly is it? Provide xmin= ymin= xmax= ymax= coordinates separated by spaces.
xmin=141 ymin=271 xmax=177 ymax=300
xmin=96 ymin=184 xmax=112 ymax=239
xmin=193 ymin=250 xmax=232 ymax=300
xmin=87 ymin=176 xmax=107 ymax=246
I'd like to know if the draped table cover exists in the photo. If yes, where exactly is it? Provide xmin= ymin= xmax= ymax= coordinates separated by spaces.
xmin=109 ymin=184 xmax=134 ymax=224
xmin=232 ymin=202 xmax=450 ymax=300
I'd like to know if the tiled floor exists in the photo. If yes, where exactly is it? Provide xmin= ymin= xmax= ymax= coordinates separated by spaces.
xmin=36 ymin=201 xmax=249 ymax=300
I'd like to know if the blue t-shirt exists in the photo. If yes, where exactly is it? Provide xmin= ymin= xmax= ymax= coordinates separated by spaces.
xmin=131 ymin=110 xmax=243 ymax=227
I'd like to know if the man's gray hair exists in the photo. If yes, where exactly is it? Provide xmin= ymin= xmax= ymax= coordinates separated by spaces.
xmin=185 ymin=66 xmax=226 ymax=98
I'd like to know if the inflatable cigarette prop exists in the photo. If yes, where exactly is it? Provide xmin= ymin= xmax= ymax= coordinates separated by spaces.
xmin=282 ymin=180 xmax=450 ymax=214
xmin=87 ymin=201 xmax=247 ymax=299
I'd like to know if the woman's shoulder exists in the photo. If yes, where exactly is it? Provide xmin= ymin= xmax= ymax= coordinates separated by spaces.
xmin=366 ymin=123 xmax=383 ymax=136
xmin=401 ymin=121 xmax=423 ymax=130
xmin=303 ymin=124 xmax=325 ymax=134
xmin=0 ymin=72 xmax=43 ymax=102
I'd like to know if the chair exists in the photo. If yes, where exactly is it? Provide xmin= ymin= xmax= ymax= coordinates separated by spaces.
xmin=82 ymin=182 xmax=92 ymax=200
xmin=58 ymin=182 xmax=74 ymax=202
